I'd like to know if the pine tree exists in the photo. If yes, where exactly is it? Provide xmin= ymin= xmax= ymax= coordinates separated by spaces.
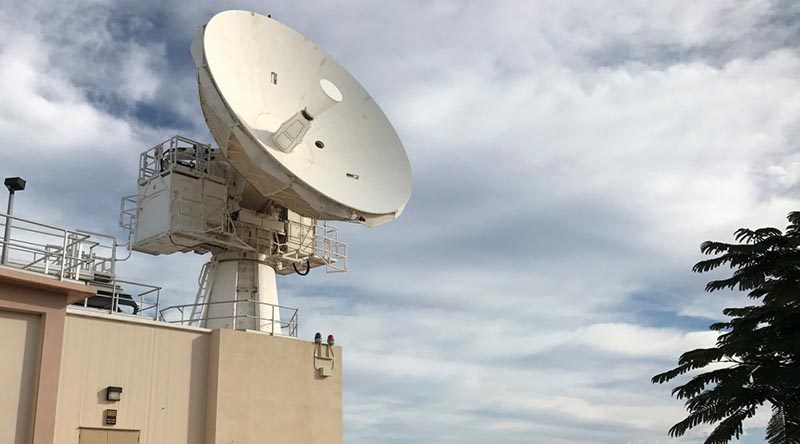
xmin=652 ymin=212 xmax=800 ymax=444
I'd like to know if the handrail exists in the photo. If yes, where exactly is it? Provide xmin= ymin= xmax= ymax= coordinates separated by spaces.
xmin=1 ymin=211 xmax=177 ymax=325
xmin=159 ymin=298 xmax=299 ymax=337
xmin=1 ymin=211 xmax=128 ymax=285
xmin=72 ymin=278 xmax=161 ymax=320
xmin=20 ymin=232 xmax=91 ymax=271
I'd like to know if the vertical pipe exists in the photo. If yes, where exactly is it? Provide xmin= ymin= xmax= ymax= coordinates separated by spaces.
xmin=1 ymin=190 xmax=15 ymax=265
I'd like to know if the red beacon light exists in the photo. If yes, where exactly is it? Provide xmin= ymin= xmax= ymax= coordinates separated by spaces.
xmin=327 ymin=334 xmax=335 ymax=346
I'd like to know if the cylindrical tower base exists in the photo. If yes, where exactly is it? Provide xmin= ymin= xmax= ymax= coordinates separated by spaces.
xmin=202 ymin=251 xmax=282 ymax=333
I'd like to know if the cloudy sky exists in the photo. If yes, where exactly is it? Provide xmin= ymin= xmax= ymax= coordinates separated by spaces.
xmin=2 ymin=0 xmax=799 ymax=442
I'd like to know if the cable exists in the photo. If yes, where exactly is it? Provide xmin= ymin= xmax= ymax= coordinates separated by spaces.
xmin=293 ymin=259 xmax=310 ymax=276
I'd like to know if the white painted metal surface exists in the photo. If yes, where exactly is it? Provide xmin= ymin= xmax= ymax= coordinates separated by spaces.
xmin=124 ymin=136 xmax=347 ymax=275
xmin=191 ymin=10 xmax=412 ymax=226
xmin=133 ymin=172 xmax=228 ymax=254
xmin=203 ymin=253 xmax=281 ymax=333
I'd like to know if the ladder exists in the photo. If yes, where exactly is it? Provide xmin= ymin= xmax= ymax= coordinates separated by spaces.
xmin=190 ymin=261 xmax=216 ymax=326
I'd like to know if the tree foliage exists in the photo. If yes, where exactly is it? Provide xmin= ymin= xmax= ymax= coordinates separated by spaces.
xmin=653 ymin=212 xmax=800 ymax=444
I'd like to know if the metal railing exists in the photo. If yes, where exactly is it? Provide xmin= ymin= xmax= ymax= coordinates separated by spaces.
xmin=138 ymin=135 xmax=217 ymax=184
xmin=0 ymin=212 xmax=118 ymax=281
xmin=0 ymin=211 xmax=161 ymax=319
xmin=119 ymin=195 xmax=137 ymax=235
xmin=320 ymin=222 xmax=347 ymax=272
xmin=271 ymin=218 xmax=348 ymax=273
xmin=159 ymin=299 xmax=299 ymax=337
xmin=72 ymin=279 xmax=162 ymax=320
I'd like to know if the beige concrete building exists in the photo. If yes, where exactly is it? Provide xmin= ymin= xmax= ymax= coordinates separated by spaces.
xmin=0 ymin=267 xmax=343 ymax=444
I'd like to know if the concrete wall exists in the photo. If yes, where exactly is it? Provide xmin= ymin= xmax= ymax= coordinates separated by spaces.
xmin=206 ymin=329 xmax=343 ymax=444
xmin=0 ymin=267 xmax=96 ymax=444
xmin=54 ymin=314 xmax=343 ymax=444
xmin=54 ymin=313 xmax=210 ymax=444
xmin=0 ymin=309 xmax=42 ymax=444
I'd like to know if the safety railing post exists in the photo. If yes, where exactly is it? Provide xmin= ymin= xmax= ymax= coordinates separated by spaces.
xmin=59 ymin=230 xmax=67 ymax=280
xmin=111 ymin=280 xmax=118 ymax=314
xmin=154 ymin=288 xmax=160 ymax=320
xmin=232 ymin=298 xmax=238 ymax=330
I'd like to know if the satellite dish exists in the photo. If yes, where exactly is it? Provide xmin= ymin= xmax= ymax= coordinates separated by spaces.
xmin=191 ymin=10 xmax=412 ymax=226
xmin=124 ymin=10 xmax=414 ymax=333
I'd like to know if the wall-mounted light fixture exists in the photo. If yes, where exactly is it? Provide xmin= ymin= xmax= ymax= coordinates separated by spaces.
xmin=105 ymin=386 xmax=123 ymax=402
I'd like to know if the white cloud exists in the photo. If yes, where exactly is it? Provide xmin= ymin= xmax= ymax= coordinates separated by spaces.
xmin=119 ymin=43 xmax=164 ymax=102
xmin=767 ymin=162 xmax=800 ymax=188
xmin=0 ymin=33 xmax=136 ymax=151
xmin=573 ymin=323 xmax=718 ymax=358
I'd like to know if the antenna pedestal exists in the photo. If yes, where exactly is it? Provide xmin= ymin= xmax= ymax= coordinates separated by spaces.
xmin=201 ymin=251 xmax=282 ymax=333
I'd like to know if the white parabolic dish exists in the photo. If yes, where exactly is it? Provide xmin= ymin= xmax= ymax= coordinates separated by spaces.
xmin=191 ymin=10 xmax=412 ymax=226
